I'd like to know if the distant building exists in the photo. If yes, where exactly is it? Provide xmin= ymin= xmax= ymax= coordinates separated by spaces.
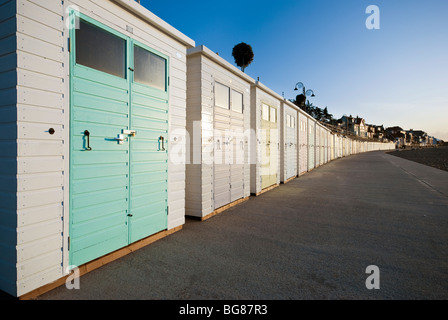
xmin=385 ymin=126 xmax=406 ymax=147
xmin=339 ymin=115 xmax=368 ymax=138
xmin=406 ymin=129 xmax=427 ymax=146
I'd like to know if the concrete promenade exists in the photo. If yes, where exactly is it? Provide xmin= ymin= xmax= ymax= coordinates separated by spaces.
xmin=36 ymin=151 xmax=448 ymax=300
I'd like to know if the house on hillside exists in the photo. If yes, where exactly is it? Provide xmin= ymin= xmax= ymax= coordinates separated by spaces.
xmin=366 ymin=124 xmax=375 ymax=139
xmin=373 ymin=125 xmax=385 ymax=141
xmin=406 ymin=129 xmax=427 ymax=146
xmin=339 ymin=115 xmax=368 ymax=138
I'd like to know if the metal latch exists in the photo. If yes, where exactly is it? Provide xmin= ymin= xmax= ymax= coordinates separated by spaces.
xmin=123 ymin=129 xmax=136 ymax=137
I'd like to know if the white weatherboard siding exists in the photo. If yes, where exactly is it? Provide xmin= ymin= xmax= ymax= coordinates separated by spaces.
xmin=185 ymin=45 xmax=252 ymax=218
xmin=5 ymin=0 xmax=194 ymax=297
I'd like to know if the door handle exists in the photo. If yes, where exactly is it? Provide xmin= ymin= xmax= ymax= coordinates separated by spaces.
xmin=84 ymin=130 xmax=92 ymax=151
xmin=114 ymin=134 xmax=125 ymax=145
xmin=159 ymin=136 xmax=165 ymax=151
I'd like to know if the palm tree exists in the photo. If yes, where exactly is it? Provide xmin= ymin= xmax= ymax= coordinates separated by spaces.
xmin=232 ymin=42 xmax=254 ymax=72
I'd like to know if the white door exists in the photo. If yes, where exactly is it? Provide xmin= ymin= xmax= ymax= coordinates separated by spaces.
xmin=213 ymin=82 xmax=245 ymax=209
xmin=298 ymin=115 xmax=308 ymax=175
xmin=230 ymin=90 xmax=245 ymax=202
xmin=285 ymin=112 xmax=297 ymax=180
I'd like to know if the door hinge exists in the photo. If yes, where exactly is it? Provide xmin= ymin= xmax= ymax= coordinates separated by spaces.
xmin=167 ymin=206 xmax=169 ymax=215
xmin=68 ymin=38 xmax=71 ymax=52
xmin=68 ymin=236 xmax=70 ymax=251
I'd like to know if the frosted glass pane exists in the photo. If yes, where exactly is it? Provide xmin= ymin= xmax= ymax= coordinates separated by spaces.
xmin=134 ymin=45 xmax=166 ymax=91
xmin=215 ymin=83 xmax=229 ymax=109
xmin=270 ymin=107 xmax=276 ymax=123
xmin=262 ymin=104 xmax=269 ymax=121
xmin=76 ymin=20 xmax=125 ymax=78
xmin=231 ymin=90 xmax=243 ymax=113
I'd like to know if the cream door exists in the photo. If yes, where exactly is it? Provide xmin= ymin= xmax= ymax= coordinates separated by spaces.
xmin=261 ymin=103 xmax=278 ymax=189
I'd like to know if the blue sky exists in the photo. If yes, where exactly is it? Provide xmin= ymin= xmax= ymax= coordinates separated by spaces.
xmin=140 ymin=0 xmax=448 ymax=140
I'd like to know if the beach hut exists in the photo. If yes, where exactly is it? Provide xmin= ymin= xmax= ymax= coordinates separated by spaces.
xmin=317 ymin=125 xmax=323 ymax=165
xmin=280 ymin=100 xmax=298 ymax=183
xmin=185 ymin=45 xmax=252 ymax=220
xmin=323 ymin=128 xmax=328 ymax=163
xmin=330 ymin=132 xmax=335 ymax=161
xmin=250 ymin=81 xmax=282 ymax=195
xmin=0 ymin=0 xmax=194 ymax=298
xmin=308 ymin=119 xmax=316 ymax=171
xmin=297 ymin=109 xmax=309 ymax=176
xmin=321 ymin=126 xmax=326 ymax=164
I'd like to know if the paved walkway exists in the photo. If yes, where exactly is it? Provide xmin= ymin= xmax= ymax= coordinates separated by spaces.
xmin=36 ymin=151 xmax=448 ymax=300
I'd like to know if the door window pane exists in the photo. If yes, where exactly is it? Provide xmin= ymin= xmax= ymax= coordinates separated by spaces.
xmin=134 ymin=45 xmax=166 ymax=91
xmin=231 ymin=90 xmax=243 ymax=113
xmin=76 ymin=20 xmax=125 ymax=78
xmin=270 ymin=107 xmax=276 ymax=123
xmin=215 ymin=82 xmax=230 ymax=109
xmin=262 ymin=103 xmax=269 ymax=121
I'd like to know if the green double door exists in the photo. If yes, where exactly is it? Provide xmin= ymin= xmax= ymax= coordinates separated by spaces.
xmin=69 ymin=12 xmax=169 ymax=267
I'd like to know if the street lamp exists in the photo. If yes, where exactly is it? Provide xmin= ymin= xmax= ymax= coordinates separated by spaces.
xmin=294 ymin=82 xmax=315 ymax=97
xmin=293 ymin=82 xmax=315 ymax=110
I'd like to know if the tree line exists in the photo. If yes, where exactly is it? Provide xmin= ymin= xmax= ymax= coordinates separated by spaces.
xmin=290 ymin=95 xmax=335 ymax=124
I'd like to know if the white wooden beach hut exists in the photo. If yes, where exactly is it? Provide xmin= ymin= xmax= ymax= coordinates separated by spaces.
xmin=250 ymin=81 xmax=282 ymax=195
xmin=185 ymin=45 xmax=252 ymax=220
xmin=280 ymin=100 xmax=298 ymax=183
xmin=315 ymin=124 xmax=321 ymax=167
xmin=328 ymin=130 xmax=333 ymax=162
xmin=297 ymin=109 xmax=310 ymax=176
xmin=0 ymin=0 xmax=194 ymax=298
xmin=307 ymin=119 xmax=316 ymax=171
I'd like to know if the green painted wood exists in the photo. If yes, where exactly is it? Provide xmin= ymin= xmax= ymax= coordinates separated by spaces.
xmin=69 ymin=11 xmax=169 ymax=267
xmin=128 ymin=41 xmax=168 ymax=244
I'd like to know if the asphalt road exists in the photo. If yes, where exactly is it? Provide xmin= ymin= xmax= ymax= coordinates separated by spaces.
xmin=35 ymin=151 xmax=448 ymax=300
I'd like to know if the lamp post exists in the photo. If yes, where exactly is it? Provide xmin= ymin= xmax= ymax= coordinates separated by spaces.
xmin=294 ymin=82 xmax=315 ymax=112
xmin=294 ymin=82 xmax=315 ymax=98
